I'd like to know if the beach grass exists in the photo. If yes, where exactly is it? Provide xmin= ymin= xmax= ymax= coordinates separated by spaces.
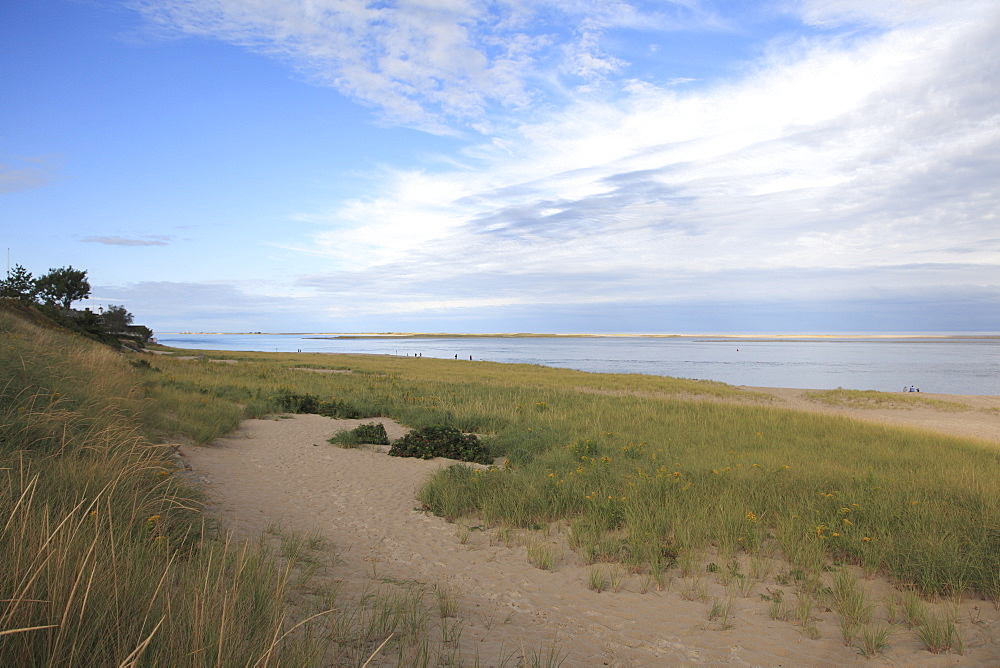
xmin=0 ymin=309 xmax=335 ymax=665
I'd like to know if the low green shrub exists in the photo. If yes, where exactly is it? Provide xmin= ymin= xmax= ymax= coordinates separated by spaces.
xmin=389 ymin=425 xmax=492 ymax=464
xmin=271 ymin=390 xmax=363 ymax=418
xmin=328 ymin=422 xmax=390 ymax=448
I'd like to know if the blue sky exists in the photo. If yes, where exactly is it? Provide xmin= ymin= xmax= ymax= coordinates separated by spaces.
xmin=2 ymin=0 xmax=998 ymax=333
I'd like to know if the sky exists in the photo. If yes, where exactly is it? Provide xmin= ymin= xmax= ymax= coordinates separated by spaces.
xmin=2 ymin=0 xmax=998 ymax=334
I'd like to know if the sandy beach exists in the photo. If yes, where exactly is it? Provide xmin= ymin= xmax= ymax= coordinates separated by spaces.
xmin=179 ymin=390 xmax=1000 ymax=666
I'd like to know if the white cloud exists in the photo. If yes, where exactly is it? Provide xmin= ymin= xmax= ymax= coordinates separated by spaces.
xmin=289 ymin=1 xmax=1000 ymax=320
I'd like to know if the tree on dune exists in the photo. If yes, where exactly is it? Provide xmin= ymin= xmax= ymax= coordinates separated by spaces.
xmin=0 ymin=264 xmax=37 ymax=302
xmin=34 ymin=265 xmax=91 ymax=310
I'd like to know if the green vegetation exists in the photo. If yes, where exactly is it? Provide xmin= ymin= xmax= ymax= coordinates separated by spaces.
xmin=389 ymin=425 xmax=492 ymax=463
xmin=329 ymin=421 xmax=391 ymax=448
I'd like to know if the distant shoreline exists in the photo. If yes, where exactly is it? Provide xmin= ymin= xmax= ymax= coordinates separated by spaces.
xmin=163 ymin=331 xmax=1000 ymax=341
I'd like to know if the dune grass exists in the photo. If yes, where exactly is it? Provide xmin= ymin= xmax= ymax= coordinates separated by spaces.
xmin=0 ymin=310 xmax=334 ymax=665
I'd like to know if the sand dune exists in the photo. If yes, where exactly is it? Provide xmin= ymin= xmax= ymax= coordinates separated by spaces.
xmin=180 ymin=393 xmax=1000 ymax=665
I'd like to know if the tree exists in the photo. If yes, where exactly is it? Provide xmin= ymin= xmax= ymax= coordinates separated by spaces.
xmin=0 ymin=264 xmax=36 ymax=302
xmin=101 ymin=304 xmax=134 ymax=334
xmin=34 ymin=266 xmax=91 ymax=310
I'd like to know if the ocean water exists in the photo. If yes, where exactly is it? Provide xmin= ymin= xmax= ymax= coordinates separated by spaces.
xmin=155 ymin=334 xmax=1000 ymax=396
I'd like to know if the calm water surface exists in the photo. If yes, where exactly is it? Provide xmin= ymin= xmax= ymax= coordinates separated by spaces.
xmin=155 ymin=334 xmax=1000 ymax=396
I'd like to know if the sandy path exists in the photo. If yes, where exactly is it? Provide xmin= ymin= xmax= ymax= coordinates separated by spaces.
xmin=180 ymin=401 xmax=1000 ymax=666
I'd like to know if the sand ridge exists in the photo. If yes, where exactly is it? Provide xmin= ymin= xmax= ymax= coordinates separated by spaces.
xmin=179 ymin=398 xmax=1000 ymax=666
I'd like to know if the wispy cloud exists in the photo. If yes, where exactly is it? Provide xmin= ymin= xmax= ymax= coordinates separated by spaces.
xmin=130 ymin=0 xmax=720 ymax=132
xmin=82 ymin=235 xmax=172 ymax=246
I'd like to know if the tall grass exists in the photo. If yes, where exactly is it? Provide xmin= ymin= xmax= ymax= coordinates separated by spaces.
xmin=0 ymin=309 xmax=326 ymax=665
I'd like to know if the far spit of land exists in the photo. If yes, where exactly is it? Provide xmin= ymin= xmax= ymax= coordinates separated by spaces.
xmin=170 ymin=331 xmax=1000 ymax=341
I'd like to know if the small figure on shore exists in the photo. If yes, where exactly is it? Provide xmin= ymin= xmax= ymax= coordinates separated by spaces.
xmin=470 ymin=355 xmax=473 ymax=361
xmin=455 ymin=354 xmax=458 ymax=359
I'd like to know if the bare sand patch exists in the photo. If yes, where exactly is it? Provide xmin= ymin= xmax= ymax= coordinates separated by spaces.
xmin=742 ymin=387 xmax=1000 ymax=446
xmin=180 ymin=410 xmax=1000 ymax=666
